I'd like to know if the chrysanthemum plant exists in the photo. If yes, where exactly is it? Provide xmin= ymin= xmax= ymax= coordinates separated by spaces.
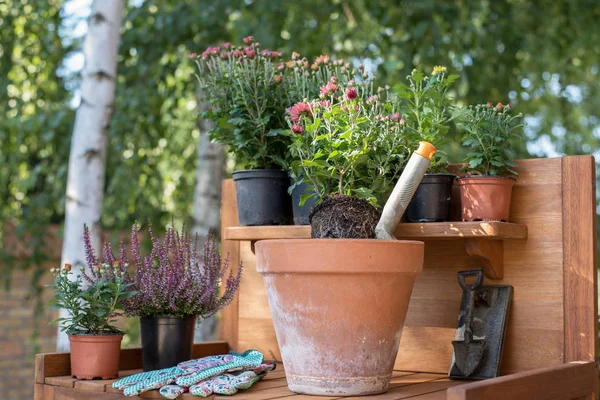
xmin=47 ymin=226 xmax=136 ymax=335
xmin=393 ymin=66 xmax=462 ymax=173
xmin=192 ymin=36 xmax=361 ymax=170
xmin=459 ymin=103 xmax=524 ymax=176
xmin=123 ymin=223 xmax=242 ymax=319
xmin=287 ymin=78 xmax=410 ymax=208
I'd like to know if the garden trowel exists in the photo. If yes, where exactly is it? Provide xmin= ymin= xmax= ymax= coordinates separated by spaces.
xmin=451 ymin=270 xmax=485 ymax=377
xmin=449 ymin=269 xmax=513 ymax=380
xmin=375 ymin=141 xmax=437 ymax=240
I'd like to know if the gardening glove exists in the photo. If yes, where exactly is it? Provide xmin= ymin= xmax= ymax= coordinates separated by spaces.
xmin=112 ymin=350 xmax=265 ymax=397
xmin=187 ymin=362 xmax=276 ymax=397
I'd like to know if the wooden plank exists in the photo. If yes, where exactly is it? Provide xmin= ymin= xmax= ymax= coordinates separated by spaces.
xmin=408 ymin=391 xmax=449 ymax=400
xmin=219 ymin=179 xmax=241 ymax=351
xmin=214 ymin=384 xmax=295 ymax=400
xmin=226 ymin=225 xmax=311 ymax=240
xmin=225 ymin=222 xmax=527 ymax=241
xmin=344 ymin=379 xmax=461 ymax=400
xmin=562 ymin=156 xmax=598 ymax=363
xmin=45 ymin=376 xmax=77 ymax=388
xmin=52 ymin=386 xmax=136 ymax=399
xmin=446 ymin=361 xmax=596 ymax=400
xmin=36 ymin=353 xmax=71 ymax=382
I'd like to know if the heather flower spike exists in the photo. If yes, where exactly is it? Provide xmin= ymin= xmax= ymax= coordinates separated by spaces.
xmin=124 ymin=223 xmax=242 ymax=319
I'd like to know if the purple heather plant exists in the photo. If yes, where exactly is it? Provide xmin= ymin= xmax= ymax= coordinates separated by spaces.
xmin=123 ymin=223 xmax=242 ymax=319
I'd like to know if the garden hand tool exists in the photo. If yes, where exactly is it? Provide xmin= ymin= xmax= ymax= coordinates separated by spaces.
xmin=112 ymin=349 xmax=266 ymax=396
xmin=375 ymin=141 xmax=436 ymax=240
xmin=451 ymin=270 xmax=485 ymax=378
xmin=449 ymin=269 xmax=513 ymax=380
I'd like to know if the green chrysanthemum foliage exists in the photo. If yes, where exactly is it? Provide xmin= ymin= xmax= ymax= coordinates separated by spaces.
xmin=459 ymin=103 xmax=525 ymax=176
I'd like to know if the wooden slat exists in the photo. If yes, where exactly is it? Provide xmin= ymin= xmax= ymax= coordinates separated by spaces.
xmin=74 ymin=369 xmax=141 ymax=392
xmin=224 ymin=222 xmax=527 ymax=241
xmin=220 ymin=179 xmax=241 ymax=351
xmin=562 ymin=156 xmax=598 ymax=364
xmin=446 ymin=361 xmax=596 ymax=400
xmin=45 ymin=376 xmax=77 ymax=388
xmin=344 ymin=379 xmax=461 ymax=400
xmin=214 ymin=384 xmax=294 ymax=400
xmin=52 ymin=386 xmax=134 ymax=399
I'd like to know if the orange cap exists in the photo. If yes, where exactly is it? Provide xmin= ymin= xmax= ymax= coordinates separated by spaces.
xmin=415 ymin=141 xmax=437 ymax=161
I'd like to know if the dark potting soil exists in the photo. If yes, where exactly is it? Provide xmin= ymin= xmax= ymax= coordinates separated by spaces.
xmin=309 ymin=195 xmax=380 ymax=239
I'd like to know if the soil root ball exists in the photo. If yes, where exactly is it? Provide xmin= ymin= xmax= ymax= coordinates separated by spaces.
xmin=309 ymin=195 xmax=380 ymax=239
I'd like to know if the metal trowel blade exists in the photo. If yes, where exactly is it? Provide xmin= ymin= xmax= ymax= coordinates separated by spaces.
xmin=451 ymin=338 xmax=485 ymax=377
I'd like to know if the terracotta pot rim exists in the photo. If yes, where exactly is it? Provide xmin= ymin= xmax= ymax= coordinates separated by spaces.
xmin=456 ymin=176 xmax=515 ymax=187
xmin=256 ymin=239 xmax=424 ymax=275
xmin=68 ymin=333 xmax=124 ymax=343
xmin=456 ymin=175 xmax=515 ymax=181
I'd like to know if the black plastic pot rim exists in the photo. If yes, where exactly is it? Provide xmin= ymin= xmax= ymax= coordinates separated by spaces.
xmin=423 ymin=173 xmax=457 ymax=177
xmin=232 ymin=169 xmax=288 ymax=180
xmin=141 ymin=315 xmax=196 ymax=323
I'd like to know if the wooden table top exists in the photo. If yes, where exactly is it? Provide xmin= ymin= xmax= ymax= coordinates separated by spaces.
xmin=43 ymin=367 xmax=464 ymax=399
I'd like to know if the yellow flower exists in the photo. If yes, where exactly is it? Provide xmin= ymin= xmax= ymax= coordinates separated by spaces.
xmin=432 ymin=65 xmax=447 ymax=75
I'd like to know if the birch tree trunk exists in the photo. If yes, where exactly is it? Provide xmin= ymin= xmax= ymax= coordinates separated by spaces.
xmin=192 ymin=98 xmax=227 ymax=342
xmin=57 ymin=0 xmax=125 ymax=352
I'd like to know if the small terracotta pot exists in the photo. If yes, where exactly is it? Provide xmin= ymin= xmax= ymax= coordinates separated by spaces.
xmin=456 ymin=176 xmax=515 ymax=222
xmin=69 ymin=333 xmax=124 ymax=379
xmin=256 ymin=239 xmax=424 ymax=396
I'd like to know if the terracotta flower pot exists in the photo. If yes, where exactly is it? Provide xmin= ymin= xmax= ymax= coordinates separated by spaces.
xmin=456 ymin=176 xmax=515 ymax=222
xmin=256 ymin=239 xmax=424 ymax=396
xmin=69 ymin=333 xmax=124 ymax=380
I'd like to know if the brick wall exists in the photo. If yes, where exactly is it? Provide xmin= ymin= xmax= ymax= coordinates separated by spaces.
xmin=0 ymin=268 xmax=57 ymax=399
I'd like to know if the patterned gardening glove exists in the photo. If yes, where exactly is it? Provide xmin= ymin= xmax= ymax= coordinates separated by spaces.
xmin=112 ymin=350 xmax=265 ymax=397
xmin=187 ymin=362 xmax=276 ymax=397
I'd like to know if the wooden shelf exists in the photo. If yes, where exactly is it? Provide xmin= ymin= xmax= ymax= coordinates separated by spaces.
xmin=224 ymin=222 xmax=527 ymax=280
xmin=225 ymin=222 xmax=527 ymax=241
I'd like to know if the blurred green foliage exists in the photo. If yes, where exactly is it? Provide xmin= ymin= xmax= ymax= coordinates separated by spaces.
xmin=1 ymin=0 xmax=599 ymax=324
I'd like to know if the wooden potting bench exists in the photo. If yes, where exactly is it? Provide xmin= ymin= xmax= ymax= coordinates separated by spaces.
xmin=35 ymin=156 xmax=598 ymax=399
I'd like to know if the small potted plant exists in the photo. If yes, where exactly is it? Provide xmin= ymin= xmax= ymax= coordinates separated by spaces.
xmin=124 ymin=223 xmax=242 ymax=371
xmin=285 ymin=54 xmax=370 ymax=224
xmin=256 ymin=80 xmax=424 ymax=396
xmin=193 ymin=37 xmax=292 ymax=226
xmin=456 ymin=102 xmax=525 ymax=221
xmin=397 ymin=66 xmax=462 ymax=222
xmin=48 ymin=227 xmax=136 ymax=380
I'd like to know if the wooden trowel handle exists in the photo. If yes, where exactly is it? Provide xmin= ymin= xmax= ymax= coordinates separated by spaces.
xmin=375 ymin=141 xmax=437 ymax=240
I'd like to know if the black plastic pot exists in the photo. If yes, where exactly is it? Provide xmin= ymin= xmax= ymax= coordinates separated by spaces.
xmin=405 ymin=174 xmax=456 ymax=222
xmin=140 ymin=315 xmax=196 ymax=371
xmin=232 ymin=169 xmax=292 ymax=226
xmin=291 ymin=179 xmax=318 ymax=225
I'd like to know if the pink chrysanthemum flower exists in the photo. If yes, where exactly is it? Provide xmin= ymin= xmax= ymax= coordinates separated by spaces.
xmin=390 ymin=113 xmax=401 ymax=121
xmin=291 ymin=124 xmax=304 ymax=134
xmin=188 ymin=53 xmax=197 ymax=59
xmin=288 ymin=102 xmax=313 ymax=123
xmin=223 ymin=42 xmax=232 ymax=49
xmin=232 ymin=50 xmax=243 ymax=58
xmin=346 ymin=88 xmax=358 ymax=100
xmin=260 ymin=49 xmax=271 ymax=57
xmin=366 ymin=95 xmax=378 ymax=105
xmin=243 ymin=36 xmax=254 ymax=44
xmin=292 ymin=52 xmax=300 ymax=60
xmin=319 ymin=81 xmax=338 ymax=98
xmin=246 ymin=49 xmax=256 ymax=59
xmin=399 ymin=118 xmax=406 ymax=125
